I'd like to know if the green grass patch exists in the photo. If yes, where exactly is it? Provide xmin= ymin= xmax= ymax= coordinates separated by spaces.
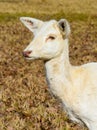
xmin=0 ymin=11 xmax=97 ymax=23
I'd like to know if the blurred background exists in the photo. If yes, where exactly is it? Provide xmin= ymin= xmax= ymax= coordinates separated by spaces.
xmin=0 ymin=0 xmax=97 ymax=130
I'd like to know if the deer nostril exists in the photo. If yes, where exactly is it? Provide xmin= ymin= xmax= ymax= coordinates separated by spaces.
xmin=23 ymin=50 xmax=32 ymax=57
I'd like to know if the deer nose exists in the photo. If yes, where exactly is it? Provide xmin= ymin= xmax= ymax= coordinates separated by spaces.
xmin=23 ymin=50 xmax=32 ymax=57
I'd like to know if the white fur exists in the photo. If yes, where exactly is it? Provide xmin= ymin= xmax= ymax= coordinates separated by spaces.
xmin=20 ymin=17 xmax=97 ymax=130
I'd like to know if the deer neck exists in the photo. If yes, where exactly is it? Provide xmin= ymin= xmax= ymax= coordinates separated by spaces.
xmin=45 ymin=39 xmax=72 ymax=89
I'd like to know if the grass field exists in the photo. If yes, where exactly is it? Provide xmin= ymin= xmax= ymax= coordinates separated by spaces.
xmin=0 ymin=0 xmax=97 ymax=130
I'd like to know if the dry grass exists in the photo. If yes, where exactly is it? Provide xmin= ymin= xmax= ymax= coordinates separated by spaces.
xmin=0 ymin=0 xmax=97 ymax=130
xmin=0 ymin=0 xmax=97 ymax=14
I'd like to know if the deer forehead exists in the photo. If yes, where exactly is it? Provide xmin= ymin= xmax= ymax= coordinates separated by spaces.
xmin=36 ymin=20 xmax=61 ymax=36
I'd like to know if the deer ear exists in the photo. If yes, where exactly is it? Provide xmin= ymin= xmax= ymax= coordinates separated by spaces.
xmin=58 ymin=19 xmax=71 ymax=38
xmin=20 ymin=17 xmax=43 ymax=35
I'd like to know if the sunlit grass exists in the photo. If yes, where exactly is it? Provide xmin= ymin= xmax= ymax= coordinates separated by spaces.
xmin=0 ymin=11 xmax=97 ymax=23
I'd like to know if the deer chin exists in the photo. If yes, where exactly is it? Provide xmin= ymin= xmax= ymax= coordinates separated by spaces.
xmin=24 ymin=56 xmax=38 ymax=60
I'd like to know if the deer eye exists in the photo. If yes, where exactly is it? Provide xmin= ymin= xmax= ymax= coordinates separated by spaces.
xmin=49 ymin=36 xmax=55 ymax=40
xmin=46 ymin=35 xmax=56 ymax=42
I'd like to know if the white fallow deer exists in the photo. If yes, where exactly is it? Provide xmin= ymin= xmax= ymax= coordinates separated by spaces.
xmin=20 ymin=17 xmax=97 ymax=130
